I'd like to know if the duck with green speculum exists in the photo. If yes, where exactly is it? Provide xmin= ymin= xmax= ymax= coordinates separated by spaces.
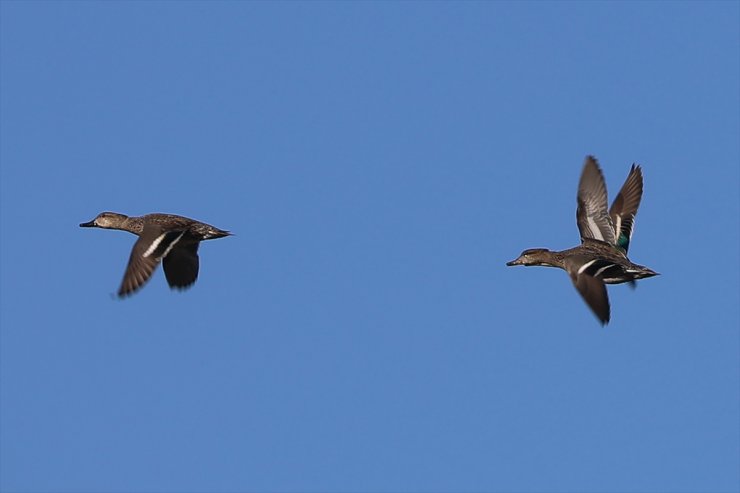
xmin=506 ymin=156 xmax=658 ymax=325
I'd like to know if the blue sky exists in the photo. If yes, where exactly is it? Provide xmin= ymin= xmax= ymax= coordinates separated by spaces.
xmin=1 ymin=2 xmax=738 ymax=492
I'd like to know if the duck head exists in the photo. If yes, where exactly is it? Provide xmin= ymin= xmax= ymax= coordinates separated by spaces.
xmin=506 ymin=248 xmax=559 ymax=267
xmin=79 ymin=212 xmax=129 ymax=229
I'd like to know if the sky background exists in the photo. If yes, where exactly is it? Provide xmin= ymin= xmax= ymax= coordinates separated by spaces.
xmin=1 ymin=2 xmax=738 ymax=492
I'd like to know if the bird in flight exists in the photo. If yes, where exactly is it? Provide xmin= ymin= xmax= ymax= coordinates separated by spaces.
xmin=80 ymin=212 xmax=231 ymax=298
xmin=506 ymin=156 xmax=658 ymax=325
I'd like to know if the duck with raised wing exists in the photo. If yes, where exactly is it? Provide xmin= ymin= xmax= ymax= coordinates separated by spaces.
xmin=506 ymin=156 xmax=658 ymax=325
xmin=80 ymin=212 xmax=231 ymax=298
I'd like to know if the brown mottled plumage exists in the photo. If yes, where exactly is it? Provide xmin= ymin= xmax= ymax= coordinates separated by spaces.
xmin=507 ymin=156 xmax=658 ymax=325
xmin=80 ymin=212 xmax=231 ymax=297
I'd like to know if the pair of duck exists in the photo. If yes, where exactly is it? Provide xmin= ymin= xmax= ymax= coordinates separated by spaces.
xmin=80 ymin=156 xmax=657 ymax=325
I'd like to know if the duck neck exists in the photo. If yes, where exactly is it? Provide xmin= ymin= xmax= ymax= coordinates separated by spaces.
xmin=541 ymin=251 xmax=566 ymax=269
xmin=121 ymin=216 xmax=143 ymax=235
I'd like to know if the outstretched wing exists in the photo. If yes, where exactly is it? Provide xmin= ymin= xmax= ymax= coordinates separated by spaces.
xmin=163 ymin=242 xmax=200 ymax=290
xmin=564 ymin=254 xmax=612 ymax=325
xmin=572 ymin=272 xmax=610 ymax=325
xmin=118 ymin=228 xmax=186 ymax=297
xmin=609 ymin=164 xmax=643 ymax=254
xmin=576 ymin=156 xmax=616 ymax=245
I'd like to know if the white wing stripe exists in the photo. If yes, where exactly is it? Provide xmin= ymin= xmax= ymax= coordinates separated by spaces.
xmin=594 ymin=264 xmax=617 ymax=277
xmin=142 ymin=231 xmax=186 ymax=259
xmin=578 ymin=259 xmax=598 ymax=275
xmin=143 ymin=234 xmax=166 ymax=258
xmin=586 ymin=217 xmax=605 ymax=241
xmin=161 ymin=231 xmax=186 ymax=259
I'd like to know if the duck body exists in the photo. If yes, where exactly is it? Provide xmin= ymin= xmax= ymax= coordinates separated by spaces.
xmin=507 ymin=156 xmax=659 ymax=325
xmin=507 ymin=239 xmax=657 ymax=285
xmin=80 ymin=212 xmax=231 ymax=297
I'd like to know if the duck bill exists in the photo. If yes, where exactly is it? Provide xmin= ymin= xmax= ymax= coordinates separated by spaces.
xmin=79 ymin=220 xmax=96 ymax=227
xmin=506 ymin=258 xmax=522 ymax=266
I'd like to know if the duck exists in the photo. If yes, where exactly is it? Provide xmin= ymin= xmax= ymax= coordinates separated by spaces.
xmin=506 ymin=156 xmax=658 ymax=325
xmin=80 ymin=212 xmax=231 ymax=298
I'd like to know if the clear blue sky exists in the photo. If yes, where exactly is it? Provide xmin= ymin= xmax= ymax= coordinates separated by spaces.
xmin=1 ymin=2 xmax=738 ymax=492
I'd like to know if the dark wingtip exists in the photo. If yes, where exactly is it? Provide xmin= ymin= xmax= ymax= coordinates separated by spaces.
xmin=169 ymin=285 xmax=195 ymax=292
xmin=117 ymin=284 xmax=139 ymax=299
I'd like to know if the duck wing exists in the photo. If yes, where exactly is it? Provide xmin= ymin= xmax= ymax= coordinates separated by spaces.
xmin=118 ymin=228 xmax=186 ymax=297
xmin=608 ymin=164 xmax=643 ymax=254
xmin=572 ymin=272 xmax=610 ymax=325
xmin=577 ymin=156 xmax=616 ymax=245
xmin=163 ymin=242 xmax=200 ymax=290
xmin=564 ymin=255 xmax=612 ymax=325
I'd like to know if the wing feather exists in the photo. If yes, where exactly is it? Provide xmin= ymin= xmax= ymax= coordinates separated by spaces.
xmin=576 ymin=156 xmax=616 ymax=245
